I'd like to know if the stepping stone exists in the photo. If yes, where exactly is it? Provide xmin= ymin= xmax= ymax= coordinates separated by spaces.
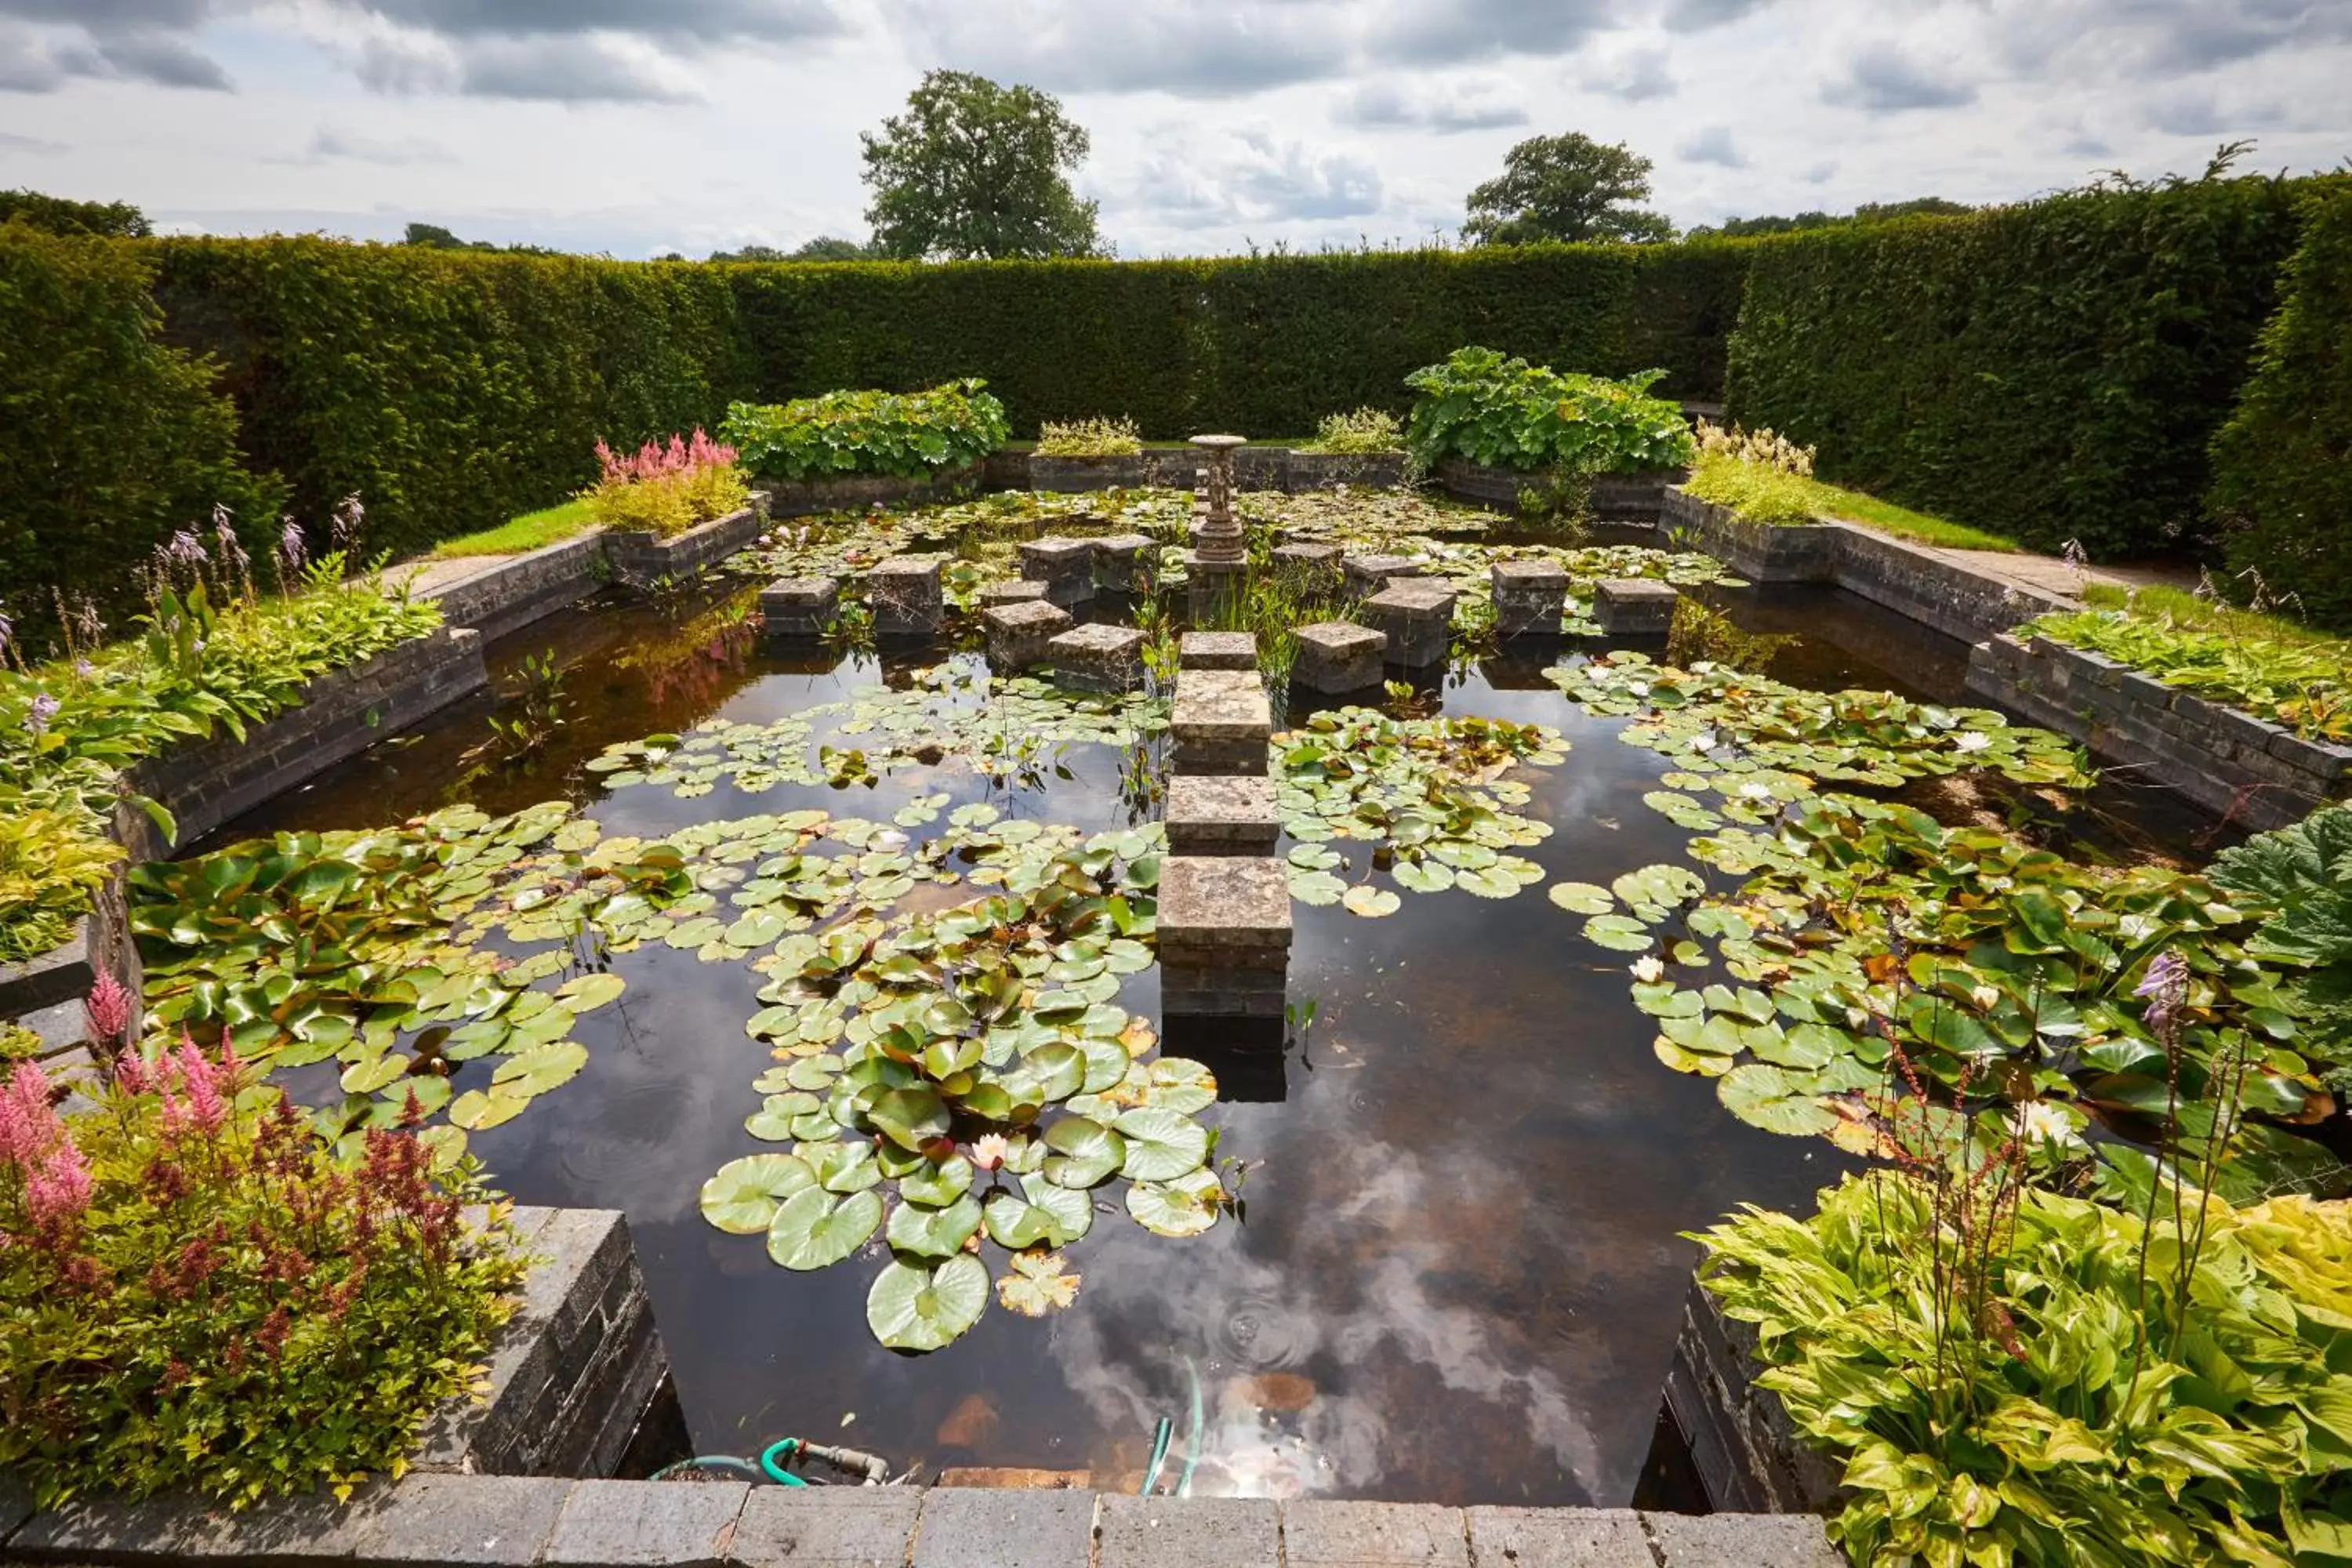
xmin=759 ymin=575 xmax=837 ymax=637
xmin=1294 ymin=621 xmax=1386 ymax=694
xmin=1595 ymin=577 xmax=1679 ymax=635
xmin=867 ymin=555 xmax=944 ymax=635
xmin=1158 ymin=856 xmax=1292 ymax=1018
xmin=1166 ymin=775 xmax=1280 ymax=857
xmin=1360 ymin=582 xmax=1458 ymax=669
xmin=1045 ymin=623 xmax=1146 ymax=691
xmin=978 ymin=579 xmax=1050 ymax=608
xmin=1342 ymin=553 xmax=1421 ymax=597
xmin=1172 ymin=667 xmax=1273 ymax=777
xmin=1272 ymin=542 xmax=1343 ymax=587
xmin=1093 ymin=534 xmax=1158 ymax=593
xmin=983 ymin=601 xmax=1073 ymax=670
xmin=1179 ymin=631 xmax=1258 ymax=671
xmin=1491 ymin=558 xmax=1569 ymax=637
xmin=1018 ymin=537 xmax=1098 ymax=607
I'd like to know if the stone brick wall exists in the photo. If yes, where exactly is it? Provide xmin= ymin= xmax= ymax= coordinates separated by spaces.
xmin=1661 ymin=488 xmax=1841 ymax=583
xmin=605 ymin=499 xmax=772 ymax=589
xmin=1968 ymin=633 xmax=2352 ymax=831
xmin=1437 ymin=461 xmax=1684 ymax=524
xmin=763 ymin=465 xmax=985 ymax=518
xmin=426 ymin=533 xmax=610 ymax=643
xmin=1662 ymin=1277 xmax=1846 ymax=1517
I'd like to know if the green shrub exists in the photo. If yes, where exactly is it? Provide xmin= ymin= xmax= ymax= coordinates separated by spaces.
xmin=2022 ymin=604 xmax=2352 ymax=741
xmin=1298 ymin=408 xmax=1404 ymax=454
xmin=0 ymin=1048 xmax=526 ymax=1507
xmin=1034 ymin=416 xmax=1142 ymax=458
xmin=720 ymin=380 xmax=1009 ymax=481
xmin=1727 ymin=178 xmax=2308 ymax=557
xmin=1680 ymin=450 xmax=1823 ymax=524
xmin=2211 ymin=177 xmax=2352 ymax=632
xmin=0 ymin=807 xmax=122 ymax=964
xmin=1403 ymin=347 xmax=1695 ymax=474
xmin=1697 ymin=1174 xmax=2352 ymax=1567
xmin=580 ymin=430 xmax=750 ymax=538
xmin=2212 ymin=805 xmax=2352 ymax=1081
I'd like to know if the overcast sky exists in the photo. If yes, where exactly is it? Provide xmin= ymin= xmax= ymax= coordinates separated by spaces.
xmin=1 ymin=0 xmax=2347 ymax=258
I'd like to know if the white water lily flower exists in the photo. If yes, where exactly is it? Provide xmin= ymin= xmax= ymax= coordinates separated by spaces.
xmin=1951 ymin=731 xmax=1993 ymax=754
xmin=1689 ymin=731 xmax=1718 ymax=752
xmin=1740 ymin=782 xmax=1775 ymax=800
xmin=971 ymin=1134 xmax=1010 ymax=1171
xmin=1631 ymin=956 xmax=1667 ymax=984
xmin=1628 ymin=681 xmax=1650 ymax=698
xmin=1972 ymin=984 xmax=2000 ymax=1012
xmin=872 ymin=829 xmax=909 ymax=851
xmin=2014 ymin=1102 xmax=2084 ymax=1149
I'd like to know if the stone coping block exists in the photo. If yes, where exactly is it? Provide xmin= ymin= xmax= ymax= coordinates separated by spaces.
xmin=606 ymin=502 xmax=768 ymax=590
xmin=544 ymin=1478 xmax=750 ymax=1567
xmin=1294 ymin=622 xmax=1387 ymax=695
xmin=1466 ymin=1507 xmax=1650 ymax=1566
xmin=1594 ymin=579 xmax=1679 ymax=636
xmin=758 ymin=577 xmax=838 ymax=637
xmin=910 ymin=1487 xmax=1094 ymax=1568
xmin=868 ymin=556 xmax=946 ymax=634
xmin=1493 ymin=558 xmax=1570 ymax=591
xmin=424 ymin=531 xmax=609 ymax=645
xmin=1646 ymin=1512 xmax=1848 ymax=1567
xmin=1341 ymin=554 xmax=1420 ymax=596
xmin=1094 ymin=1494 xmax=1278 ymax=1568
xmin=1044 ymin=624 xmax=1146 ymax=691
xmin=983 ymin=601 xmax=1074 ymax=670
xmin=1173 ymin=669 xmax=1275 ymax=743
xmin=1360 ymin=583 xmax=1457 ymax=670
xmin=1158 ymin=857 xmax=1293 ymax=950
xmin=1165 ymin=775 xmax=1281 ymax=856
xmin=0 ymin=914 xmax=96 ymax=1019
xmin=1180 ymin=631 xmax=1259 ymax=670
xmin=1283 ymin=1499 xmax=1469 ymax=1565
xmin=1363 ymin=582 xmax=1457 ymax=620
xmin=731 ymin=1487 xmax=922 ymax=1568
xmin=1270 ymin=542 xmax=1342 ymax=579
xmin=978 ymin=579 xmax=1051 ymax=607
xmin=1093 ymin=535 xmax=1158 ymax=592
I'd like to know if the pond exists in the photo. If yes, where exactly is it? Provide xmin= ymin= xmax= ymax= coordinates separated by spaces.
xmin=183 ymin=526 xmax=2224 ymax=1509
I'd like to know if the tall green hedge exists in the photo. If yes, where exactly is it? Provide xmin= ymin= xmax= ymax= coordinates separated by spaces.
xmin=0 ymin=223 xmax=278 ymax=640
xmin=1726 ymin=179 xmax=2308 ymax=557
xmin=2209 ymin=177 xmax=2352 ymax=631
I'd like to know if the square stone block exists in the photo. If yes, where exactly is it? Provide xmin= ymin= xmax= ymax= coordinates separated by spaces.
xmin=1490 ymin=559 xmax=1569 ymax=638
xmin=1283 ymin=1500 xmax=1470 ymax=1566
xmin=1046 ymin=623 xmax=1147 ymax=691
xmin=1166 ymin=774 xmax=1280 ymax=856
xmin=1160 ymin=965 xmax=1290 ymax=1018
xmin=1173 ymin=668 xmax=1272 ymax=776
xmin=1466 ymin=1507 xmax=1652 ymax=1567
xmin=543 ymin=1478 xmax=748 ymax=1567
xmin=1342 ymin=554 xmax=1421 ymax=597
xmin=1159 ymin=856 xmax=1293 ymax=960
xmin=1294 ymin=621 xmax=1387 ymax=694
xmin=1642 ymin=1512 xmax=1849 ymax=1567
xmin=1362 ymin=582 xmax=1458 ymax=669
xmin=1180 ymin=631 xmax=1258 ymax=671
xmin=1096 ymin=1494 xmax=1280 ymax=1568
xmin=978 ymin=579 xmax=1050 ymax=608
xmin=909 ymin=1489 xmax=1094 ymax=1568
xmin=1595 ymin=577 xmax=1679 ymax=635
xmin=759 ymin=575 xmax=839 ymax=636
xmin=732 ymin=1488 xmax=922 ymax=1568
xmin=1018 ymin=537 xmax=1098 ymax=607
xmin=983 ymin=601 xmax=1074 ymax=670
xmin=1272 ymin=541 xmax=1343 ymax=586
xmin=868 ymin=556 xmax=945 ymax=635
xmin=1094 ymin=533 xmax=1158 ymax=592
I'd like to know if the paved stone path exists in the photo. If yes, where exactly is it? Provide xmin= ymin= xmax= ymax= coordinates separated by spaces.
xmin=1929 ymin=546 xmax=2194 ymax=604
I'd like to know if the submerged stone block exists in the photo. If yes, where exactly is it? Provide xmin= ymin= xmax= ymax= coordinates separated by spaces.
xmin=1294 ymin=621 xmax=1386 ymax=695
xmin=978 ymin=579 xmax=1050 ymax=608
xmin=1342 ymin=553 xmax=1421 ymax=597
xmin=1490 ymin=559 xmax=1568 ymax=638
xmin=1172 ymin=667 xmax=1273 ymax=776
xmin=1046 ymin=623 xmax=1146 ymax=691
xmin=1595 ymin=577 xmax=1679 ymax=636
xmin=1272 ymin=541 xmax=1343 ymax=589
xmin=1361 ymin=582 xmax=1458 ymax=669
xmin=984 ymin=601 xmax=1074 ymax=670
xmin=1166 ymin=775 xmax=1281 ymax=857
xmin=1018 ymin=536 xmax=1098 ymax=608
xmin=758 ymin=575 xmax=839 ymax=637
xmin=1184 ymin=556 xmax=1250 ymax=621
xmin=1179 ymin=631 xmax=1258 ymax=671
xmin=1094 ymin=533 xmax=1158 ymax=593
xmin=867 ymin=555 xmax=944 ymax=635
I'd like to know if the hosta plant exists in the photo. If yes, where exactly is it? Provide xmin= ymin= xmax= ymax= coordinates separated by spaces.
xmin=0 ymin=806 xmax=122 ymax=963
xmin=2212 ymin=804 xmax=2352 ymax=1080
xmin=1034 ymin=416 xmax=1142 ymax=458
xmin=2022 ymin=606 xmax=2352 ymax=743
xmin=722 ymin=381 xmax=1010 ymax=482
xmin=1403 ymin=347 xmax=1694 ymax=475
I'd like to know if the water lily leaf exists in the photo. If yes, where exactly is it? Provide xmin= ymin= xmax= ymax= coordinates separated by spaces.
xmin=701 ymin=1154 xmax=815 ymax=1233
xmin=868 ymin=1085 xmax=953 ymax=1151
xmin=1613 ymin=864 xmax=1706 ymax=909
xmin=1343 ymin=885 xmax=1403 ymax=918
xmin=767 ymin=1186 xmax=883 ymax=1271
xmin=1040 ymin=1116 xmax=1127 ymax=1189
xmin=1142 ymin=1058 xmax=1218 ymax=1115
xmin=1127 ymin=1167 xmax=1224 ymax=1237
xmin=1548 ymin=881 xmax=1614 ymax=914
xmin=340 ymin=1054 xmax=412 ymax=1095
xmin=728 ymin=912 xmax=787 ymax=949
xmin=1288 ymin=869 xmax=1347 ymax=906
xmin=1717 ymin=1064 xmax=1838 ymax=1138
xmin=556 ymin=973 xmax=626 ymax=1013
xmin=746 ymin=1091 xmax=824 ymax=1142
xmin=867 ymin=1254 xmax=989 ymax=1352
xmin=1392 ymin=859 xmax=1454 ymax=893
xmin=1116 ymin=1107 xmax=1210 ymax=1181
xmin=804 ymin=1139 xmax=882 ymax=1193
xmin=901 ymin=1153 xmax=975 ymax=1207
xmin=1583 ymin=914 xmax=1654 ymax=952
xmin=996 ymin=1249 xmax=1081 ymax=1316
xmin=886 ymin=1192 xmax=983 ymax=1258
xmin=1012 ymin=1042 xmax=1087 ymax=1104
xmin=492 ymin=1040 xmax=589 ymax=1097
xmin=447 ymin=1087 xmax=528 ymax=1131
xmin=1456 ymin=866 xmax=1519 ymax=899
xmin=984 ymin=1176 xmax=1094 ymax=1248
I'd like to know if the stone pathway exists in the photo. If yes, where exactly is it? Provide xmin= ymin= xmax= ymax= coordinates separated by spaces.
xmin=1926 ymin=546 xmax=2195 ymax=605
xmin=387 ymin=553 xmax=521 ymax=598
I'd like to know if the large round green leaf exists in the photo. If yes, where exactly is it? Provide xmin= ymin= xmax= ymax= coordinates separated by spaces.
xmin=765 ymin=1186 xmax=883 ymax=1270
xmin=866 ymin=1254 xmax=989 ymax=1352
xmin=1040 ymin=1116 xmax=1127 ymax=1189
xmin=867 ymin=1085 xmax=952 ymax=1152
xmin=556 ymin=973 xmax=626 ymax=1013
xmin=803 ymin=1139 xmax=882 ymax=1193
xmin=885 ymin=1193 xmax=983 ymax=1258
xmin=701 ymin=1154 xmax=814 ymax=1234
xmin=901 ymin=1153 xmax=976 ymax=1207
xmin=983 ymin=1177 xmax=1094 ymax=1249
xmin=492 ymin=1040 xmax=589 ymax=1096
xmin=1127 ymin=1167 xmax=1224 ymax=1238
xmin=1716 ymin=1064 xmax=1838 ymax=1138
xmin=1116 ymin=1107 xmax=1210 ymax=1181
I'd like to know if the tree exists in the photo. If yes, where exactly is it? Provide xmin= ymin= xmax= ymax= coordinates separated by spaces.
xmin=860 ymin=70 xmax=1104 ymax=261
xmin=0 ymin=189 xmax=151 ymax=238
xmin=789 ymin=236 xmax=881 ymax=261
xmin=1462 ymin=134 xmax=1675 ymax=246
xmin=401 ymin=222 xmax=491 ymax=251
xmin=1688 ymin=198 xmax=1973 ymax=239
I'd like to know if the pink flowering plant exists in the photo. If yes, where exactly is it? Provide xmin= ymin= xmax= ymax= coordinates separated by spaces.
xmin=583 ymin=428 xmax=752 ymax=539
xmin=0 ymin=1043 xmax=526 ymax=1508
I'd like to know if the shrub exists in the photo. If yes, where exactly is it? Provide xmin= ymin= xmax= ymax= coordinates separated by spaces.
xmin=1033 ymin=416 xmax=1142 ymax=458
xmin=0 ymin=1024 xmax=41 ymax=1062
xmin=1697 ymin=1173 xmax=2352 ymax=1567
xmin=2212 ymin=805 xmax=2352 ymax=1080
xmin=1680 ymin=450 xmax=1823 ymax=525
xmin=0 ymin=1047 xmax=527 ymax=1507
xmin=582 ymin=430 xmax=751 ymax=538
xmin=2211 ymin=176 xmax=2352 ymax=632
xmin=1403 ymin=347 xmax=1695 ymax=474
xmin=1727 ymin=176 xmax=2308 ymax=557
xmin=1298 ymin=408 xmax=1404 ymax=454
xmin=720 ymin=379 xmax=1010 ymax=481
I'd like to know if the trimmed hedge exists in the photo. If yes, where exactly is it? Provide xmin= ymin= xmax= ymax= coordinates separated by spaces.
xmin=2210 ymin=177 xmax=2352 ymax=632
xmin=1726 ymin=179 xmax=2308 ymax=558
xmin=0 ymin=224 xmax=279 ymax=638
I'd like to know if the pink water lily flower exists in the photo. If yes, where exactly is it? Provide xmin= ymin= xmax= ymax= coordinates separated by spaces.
xmin=971 ymin=1134 xmax=1010 ymax=1171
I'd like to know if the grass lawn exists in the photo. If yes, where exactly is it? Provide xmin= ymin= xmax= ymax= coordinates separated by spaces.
xmin=427 ymin=497 xmax=600 ymax=560
xmin=1803 ymin=477 xmax=2022 ymax=553
xmin=2081 ymin=581 xmax=2339 ymax=647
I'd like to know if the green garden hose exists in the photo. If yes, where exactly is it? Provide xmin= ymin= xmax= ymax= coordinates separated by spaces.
xmin=1139 ymin=1417 xmax=1174 ymax=1495
xmin=760 ymin=1439 xmax=811 ymax=1486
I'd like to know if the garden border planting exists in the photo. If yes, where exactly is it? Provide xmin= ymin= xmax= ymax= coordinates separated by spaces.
xmin=1965 ymin=632 xmax=2352 ymax=830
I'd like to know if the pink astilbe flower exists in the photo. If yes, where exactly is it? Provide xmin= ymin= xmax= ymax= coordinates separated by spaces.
xmin=0 ymin=1059 xmax=62 ymax=1171
xmin=177 ymin=1037 xmax=227 ymax=1135
xmin=26 ymin=1142 xmax=94 ymax=1227
xmin=594 ymin=428 xmax=739 ymax=488
xmin=85 ymin=973 xmax=132 ymax=1050
xmin=113 ymin=1048 xmax=151 ymax=1095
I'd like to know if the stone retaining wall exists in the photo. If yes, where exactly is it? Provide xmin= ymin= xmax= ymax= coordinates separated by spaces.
xmin=426 ymin=533 xmax=610 ymax=643
xmin=762 ymin=464 xmax=986 ymax=518
xmin=1661 ymin=1277 xmax=1845 ymax=1517
xmin=1967 ymin=633 xmax=2352 ymax=831
xmin=1439 ymin=461 xmax=1686 ymax=524
xmin=606 ymin=497 xmax=772 ymax=589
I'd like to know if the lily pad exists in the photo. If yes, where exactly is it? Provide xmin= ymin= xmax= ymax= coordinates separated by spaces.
xmin=867 ymin=1254 xmax=989 ymax=1352
xmin=996 ymin=1249 xmax=1082 ymax=1316
xmin=1040 ymin=1116 xmax=1127 ymax=1189
xmin=1127 ymin=1167 xmax=1224 ymax=1238
xmin=1116 ymin=1107 xmax=1211 ymax=1181
xmin=765 ymin=1185 xmax=884 ymax=1270
xmin=885 ymin=1192 xmax=983 ymax=1258
xmin=983 ymin=1176 xmax=1094 ymax=1249
xmin=701 ymin=1154 xmax=815 ymax=1233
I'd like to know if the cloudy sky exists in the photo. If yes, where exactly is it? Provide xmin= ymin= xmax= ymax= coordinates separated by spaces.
xmin=1 ymin=0 xmax=2347 ymax=258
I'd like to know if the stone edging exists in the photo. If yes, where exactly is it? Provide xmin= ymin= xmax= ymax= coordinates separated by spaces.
xmin=1966 ymin=633 xmax=2352 ymax=831
xmin=606 ymin=496 xmax=775 ymax=589
xmin=1437 ymin=460 xmax=1685 ymax=524
xmin=1662 ymin=1277 xmax=1846 ymax=1517
xmin=0 ymin=1483 xmax=1847 ymax=1566
xmin=426 ymin=533 xmax=612 ymax=644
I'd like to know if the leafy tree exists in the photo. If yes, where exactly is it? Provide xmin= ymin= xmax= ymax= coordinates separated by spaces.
xmin=1692 ymin=198 xmax=1973 ymax=238
xmin=790 ymin=235 xmax=880 ymax=261
xmin=1462 ymin=133 xmax=1675 ymax=246
xmin=401 ymin=222 xmax=492 ymax=251
xmin=0 ymin=189 xmax=151 ymax=238
xmin=860 ymin=70 xmax=1104 ymax=261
